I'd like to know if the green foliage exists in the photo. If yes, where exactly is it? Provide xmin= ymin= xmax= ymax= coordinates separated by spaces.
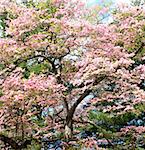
xmin=0 ymin=12 xmax=7 ymax=37
xmin=19 ymin=61 xmax=50 ymax=78
xmin=86 ymin=110 xmax=145 ymax=148
xmin=115 ymin=40 xmax=124 ymax=47
xmin=33 ymin=118 xmax=46 ymax=128
xmin=89 ymin=110 xmax=136 ymax=128
xmin=0 ymin=64 xmax=5 ymax=71
xmin=89 ymin=111 xmax=113 ymax=125
xmin=134 ymin=103 xmax=145 ymax=112
xmin=35 ymin=0 xmax=57 ymax=14
xmin=25 ymin=140 xmax=41 ymax=150
xmin=0 ymin=100 xmax=3 ymax=107
xmin=28 ymin=63 xmax=48 ymax=74
xmin=0 ymin=88 xmax=3 ymax=97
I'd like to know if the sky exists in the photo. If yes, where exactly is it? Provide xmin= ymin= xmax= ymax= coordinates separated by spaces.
xmin=82 ymin=0 xmax=131 ymax=6
xmin=81 ymin=0 xmax=131 ymax=23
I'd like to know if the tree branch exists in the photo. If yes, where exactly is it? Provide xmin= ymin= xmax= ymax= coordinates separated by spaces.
xmin=66 ymin=75 xmax=107 ymax=123
xmin=66 ymin=89 xmax=91 ymax=123
xmin=131 ymin=42 xmax=145 ymax=59
xmin=14 ymin=54 xmax=54 ymax=66
xmin=63 ymin=98 xmax=69 ymax=114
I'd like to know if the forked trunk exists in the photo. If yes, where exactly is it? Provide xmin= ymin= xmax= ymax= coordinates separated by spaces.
xmin=63 ymin=89 xmax=92 ymax=139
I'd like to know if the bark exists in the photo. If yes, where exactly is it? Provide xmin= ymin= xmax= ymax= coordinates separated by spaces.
xmin=64 ymin=120 xmax=73 ymax=139
xmin=64 ymin=89 xmax=91 ymax=139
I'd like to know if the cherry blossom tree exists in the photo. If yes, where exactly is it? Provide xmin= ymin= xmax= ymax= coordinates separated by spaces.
xmin=0 ymin=0 xmax=144 ymax=149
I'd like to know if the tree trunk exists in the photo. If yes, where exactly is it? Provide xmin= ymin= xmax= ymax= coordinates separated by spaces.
xmin=64 ymin=90 xmax=92 ymax=139
xmin=64 ymin=115 xmax=73 ymax=139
